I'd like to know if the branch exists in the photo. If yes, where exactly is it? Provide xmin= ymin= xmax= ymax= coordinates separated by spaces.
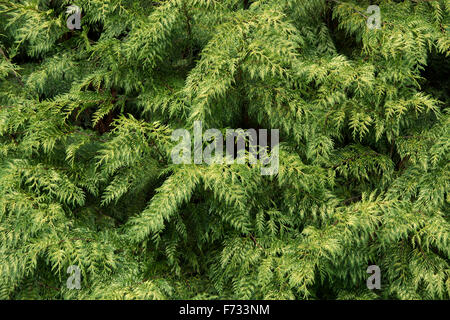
xmin=249 ymin=233 xmax=265 ymax=252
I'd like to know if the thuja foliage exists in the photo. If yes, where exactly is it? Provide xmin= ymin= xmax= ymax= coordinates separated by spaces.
xmin=0 ymin=0 xmax=449 ymax=300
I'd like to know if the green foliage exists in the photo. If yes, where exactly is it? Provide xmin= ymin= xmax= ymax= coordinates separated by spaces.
xmin=0 ymin=0 xmax=449 ymax=300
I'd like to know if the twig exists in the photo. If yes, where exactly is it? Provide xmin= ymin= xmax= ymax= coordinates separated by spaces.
xmin=249 ymin=234 xmax=265 ymax=251
xmin=37 ymin=281 xmax=60 ymax=292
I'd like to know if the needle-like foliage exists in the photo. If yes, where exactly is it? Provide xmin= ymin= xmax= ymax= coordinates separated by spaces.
xmin=0 ymin=0 xmax=448 ymax=300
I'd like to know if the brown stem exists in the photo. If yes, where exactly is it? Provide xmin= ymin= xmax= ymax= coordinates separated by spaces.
xmin=249 ymin=234 xmax=264 ymax=251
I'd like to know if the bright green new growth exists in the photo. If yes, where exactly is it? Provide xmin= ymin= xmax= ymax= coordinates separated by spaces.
xmin=0 ymin=0 xmax=449 ymax=300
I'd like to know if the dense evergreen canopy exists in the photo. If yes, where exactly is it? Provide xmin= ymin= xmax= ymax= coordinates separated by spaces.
xmin=0 ymin=0 xmax=449 ymax=300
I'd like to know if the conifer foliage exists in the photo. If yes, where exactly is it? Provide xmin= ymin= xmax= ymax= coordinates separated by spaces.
xmin=0 ymin=0 xmax=449 ymax=300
